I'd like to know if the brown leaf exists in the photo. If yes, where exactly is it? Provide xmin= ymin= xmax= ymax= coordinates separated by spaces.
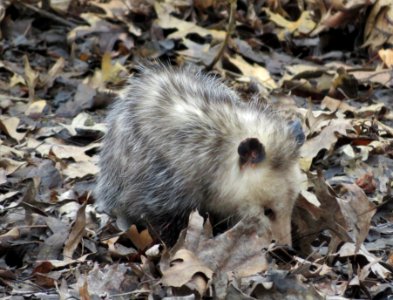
xmin=61 ymin=112 xmax=107 ymax=137
xmin=125 ymin=225 xmax=154 ymax=251
xmin=23 ymin=55 xmax=39 ymax=101
xmin=338 ymin=243 xmax=391 ymax=279
xmin=100 ymin=52 xmax=127 ymax=84
xmin=321 ymin=96 xmax=356 ymax=114
xmin=0 ymin=269 xmax=16 ymax=280
xmin=0 ymin=227 xmax=20 ymax=248
xmin=62 ymin=161 xmax=99 ymax=179
xmin=162 ymin=211 xmax=270 ymax=297
xmin=301 ymin=119 xmax=353 ymax=160
xmin=32 ymin=261 xmax=54 ymax=274
xmin=355 ymin=172 xmax=377 ymax=194
xmin=161 ymin=248 xmax=213 ymax=296
xmin=293 ymin=172 xmax=353 ymax=255
xmin=227 ymin=54 xmax=277 ymax=90
xmin=0 ymin=158 xmax=26 ymax=176
xmin=25 ymin=100 xmax=48 ymax=118
xmin=155 ymin=2 xmax=225 ymax=42
xmin=337 ymin=183 xmax=376 ymax=251
xmin=364 ymin=0 xmax=393 ymax=50
xmin=43 ymin=57 xmax=65 ymax=88
xmin=43 ymin=137 xmax=97 ymax=162
xmin=63 ymin=202 xmax=87 ymax=261
xmin=33 ymin=272 xmax=58 ymax=288
xmin=264 ymin=9 xmax=316 ymax=39
xmin=79 ymin=276 xmax=90 ymax=300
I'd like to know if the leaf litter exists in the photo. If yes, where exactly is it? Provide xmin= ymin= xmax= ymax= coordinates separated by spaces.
xmin=0 ymin=0 xmax=393 ymax=299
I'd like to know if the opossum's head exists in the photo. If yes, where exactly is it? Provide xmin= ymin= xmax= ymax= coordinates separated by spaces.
xmin=237 ymin=119 xmax=304 ymax=169
xmin=213 ymin=118 xmax=305 ymax=245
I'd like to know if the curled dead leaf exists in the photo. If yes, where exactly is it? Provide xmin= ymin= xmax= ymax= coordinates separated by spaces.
xmin=364 ymin=0 xmax=393 ymax=50
xmin=161 ymin=248 xmax=213 ymax=296
xmin=337 ymin=183 xmax=376 ymax=251
xmin=63 ymin=202 xmax=87 ymax=261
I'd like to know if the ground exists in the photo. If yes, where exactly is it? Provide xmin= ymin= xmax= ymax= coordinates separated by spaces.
xmin=0 ymin=0 xmax=393 ymax=299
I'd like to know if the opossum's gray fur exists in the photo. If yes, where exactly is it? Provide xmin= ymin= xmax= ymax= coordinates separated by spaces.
xmin=95 ymin=64 xmax=304 ymax=245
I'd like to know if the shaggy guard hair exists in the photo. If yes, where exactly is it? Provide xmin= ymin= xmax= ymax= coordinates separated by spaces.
xmin=95 ymin=64 xmax=304 ymax=245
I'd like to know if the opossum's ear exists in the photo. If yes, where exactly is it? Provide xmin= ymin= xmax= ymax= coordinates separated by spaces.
xmin=238 ymin=138 xmax=265 ymax=166
xmin=289 ymin=120 xmax=305 ymax=146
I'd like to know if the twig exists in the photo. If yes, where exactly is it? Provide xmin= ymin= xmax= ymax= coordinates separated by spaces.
xmin=0 ymin=93 xmax=29 ymax=102
xmin=17 ymin=0 xmax=77 ymax=28
xmin=206 ymin=0 xmax=237 ymax=71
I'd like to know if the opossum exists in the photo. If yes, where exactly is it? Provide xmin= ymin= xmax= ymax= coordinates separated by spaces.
xmin=95 ymin=64 xmax=305 ymax=245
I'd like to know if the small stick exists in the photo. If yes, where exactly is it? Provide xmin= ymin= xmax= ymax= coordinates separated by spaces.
xmin=206 ymin=0 xmax=237 ymax=71
xmin=17 ymin=0 xmax=77 ymax=28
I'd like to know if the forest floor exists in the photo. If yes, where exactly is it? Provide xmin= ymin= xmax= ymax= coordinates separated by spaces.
xmin=0 ymin=0 xmax=393 ymax=299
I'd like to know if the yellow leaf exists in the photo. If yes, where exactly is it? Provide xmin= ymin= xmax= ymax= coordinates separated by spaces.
xmin=90 ymin=52 xmax=127 ymax=88
xmin=9 ymin=73 xmax=25 ymax=88
xmin=23 ymin=55 xmax=39 ymax=101
xmin=227 ymin=54 xmax=277 ymax=90
xmin=25 ymin=100 xmax=47 ymax=117
xmin=155 ymin=2 xmax=225 ymax=42
xmin=378 ymin=48 xmax=393 ymax=68
xmin=265 ymin=9 xmax=316 ymax=40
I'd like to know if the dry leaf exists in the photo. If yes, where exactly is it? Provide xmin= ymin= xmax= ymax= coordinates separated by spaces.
xmin=63 ymin=202 xmax=87 ymax=261
xmin=155 ymin=2 xmax=225 ymax=42
xmin=265 ymin=9 xmax=316 ymax=39
xmin=161 ymin=248 xmax=213 ymax=296
xmin=23 ymin=55 xmax=39 ymax=101
xmin=364 ymin=0 xmax=393 ymax=50
xmin=62 ymin=161 xmax=99 ymax=179
xmin=338 ymin=243 xmax=391 ymax=279
xmin=227 ymin=54 xmax=277 ymax=89
xmin=301 ymin=119 xmax=353 ymax=160
xmin=125 ymin=225 xmax=154 ymax=251
xmin=25 ymin=100 xmax=48 ymax=117
xmin=100 ymin=52 xmax=127 ymax=84
xmin=378 ymin=48 xmax=393 ymax=68
xmin=337 ymin=183 xmax=376 ymax=251
xmin=0 ymin=116 xmax=27 ymax=142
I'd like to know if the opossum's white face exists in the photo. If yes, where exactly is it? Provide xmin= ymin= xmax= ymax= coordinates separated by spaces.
xmin=209 ymin=115 xmax=305 ymax=246
xmin=211 ymin=159 xmax=302 ymax=245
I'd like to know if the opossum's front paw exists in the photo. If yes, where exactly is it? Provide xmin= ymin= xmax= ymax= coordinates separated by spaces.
xmin=240 ymin=214 xmax=273 ymax=240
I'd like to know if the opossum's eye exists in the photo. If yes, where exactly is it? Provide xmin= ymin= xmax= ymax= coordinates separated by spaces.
xmin=289 ymin=120 xmax=305 ymax=146
xmin=264 ymin=207 xmax=276 ymax=221
xmin=238 ymin=138 xmax=265 ymax=166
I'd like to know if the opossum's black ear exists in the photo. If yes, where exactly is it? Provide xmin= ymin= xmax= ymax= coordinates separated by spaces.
xmin=289 ymin=120 xmax=305 ymax=146
xmin=238 ymin=138 xmax=265 ymax=166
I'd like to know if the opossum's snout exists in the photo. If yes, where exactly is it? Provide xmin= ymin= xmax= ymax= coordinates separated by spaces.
xmin=289 ymin=119 xmax=305 ymax=146
xmin=238 ymin=138 xmax=265 ymax=166
xmin=265 ymin=206 xmax=293 ymax=245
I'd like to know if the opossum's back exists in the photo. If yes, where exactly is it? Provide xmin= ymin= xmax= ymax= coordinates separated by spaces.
xmin=113 ymin=65 xmax=242 ymax=144
xmin=107 ymin=66 xmax=242 ymax=174
xmin=95 ymin=66 xmax=231 ymax=220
